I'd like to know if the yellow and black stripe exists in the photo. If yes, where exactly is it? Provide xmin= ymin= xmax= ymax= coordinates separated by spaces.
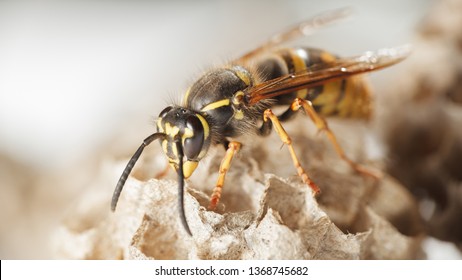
xmin=255 ymin=47 xmax=372 ymax=119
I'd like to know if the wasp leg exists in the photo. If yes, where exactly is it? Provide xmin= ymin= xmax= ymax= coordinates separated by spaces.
xmin=259 ymin=108 xmax=296 ymax=137
xmin=263 ymin=109 xmax=320 ymax=194
xmin=259 ymin=117 xmax=272 ymax=136
xmin=208 ymin=141 xmax=242 ymax=211
xmin=291 ymin=98 xmax=382 ymax=179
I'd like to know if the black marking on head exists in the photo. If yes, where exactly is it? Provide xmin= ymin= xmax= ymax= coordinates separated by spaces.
xmin=156 ymin=106 xmax=211 ymax=163
xmin=184 ymin=115 xmax=204 ymax=160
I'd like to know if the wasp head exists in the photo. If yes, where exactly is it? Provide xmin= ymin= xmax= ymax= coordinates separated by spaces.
xmin=156 ymin=106 xmax=211 ymax=179
xmin=111 ymin=105 xmax=211 ymax=236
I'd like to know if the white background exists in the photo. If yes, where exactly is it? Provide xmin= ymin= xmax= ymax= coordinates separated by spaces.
xmin=0 ymin=0 xmax=431 ymax=170
xmin=4 ymin=0 xmax=459 ymax=260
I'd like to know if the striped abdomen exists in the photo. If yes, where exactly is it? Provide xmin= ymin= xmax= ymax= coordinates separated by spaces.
xmin=255 ymin=47 xmax=373 ymax=119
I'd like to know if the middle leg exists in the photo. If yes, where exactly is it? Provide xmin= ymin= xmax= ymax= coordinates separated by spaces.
xmin=263 ymin=109 xmax=321 ymax=195
xmin=208 ymin=141 xmax=242 ymax=211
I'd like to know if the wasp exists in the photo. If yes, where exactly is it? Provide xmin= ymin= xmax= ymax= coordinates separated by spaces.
xmin=111 ymin=9 xmax=408 ymax=236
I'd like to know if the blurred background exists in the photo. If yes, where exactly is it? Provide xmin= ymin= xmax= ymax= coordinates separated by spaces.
xmin=1 ymin=0 xmax=461 ymax=259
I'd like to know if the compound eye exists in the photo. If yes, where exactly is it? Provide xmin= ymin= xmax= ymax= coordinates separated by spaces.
xmin=183 ymin=115 xmax=204 ymax=160
xmin=158 ymin=106 xmax=173 ymax=118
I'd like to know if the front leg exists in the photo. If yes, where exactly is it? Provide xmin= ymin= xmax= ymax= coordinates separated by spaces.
xmin=208 ymin=141 xmax=242 ymax=211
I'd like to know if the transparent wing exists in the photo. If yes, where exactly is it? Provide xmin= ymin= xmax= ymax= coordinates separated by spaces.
xmin=245 ymin=46 xmax=411 ymax=105
xmin=233 ymin=8 xmax=352 ymax=64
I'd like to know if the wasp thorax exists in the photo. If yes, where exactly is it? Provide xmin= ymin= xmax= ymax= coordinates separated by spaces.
xmin=156 ymin=106 xmax=211 ymax=178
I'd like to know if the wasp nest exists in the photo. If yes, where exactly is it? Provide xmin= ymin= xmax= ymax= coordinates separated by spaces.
xmin=379 ymin=0 xmax=462 ymax=251
xmin=53 ymin=118 xmax=424 ymax=259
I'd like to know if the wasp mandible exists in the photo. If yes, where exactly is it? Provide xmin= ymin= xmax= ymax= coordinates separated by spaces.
xmin=111 ymin=9 xmax=409 ymax=236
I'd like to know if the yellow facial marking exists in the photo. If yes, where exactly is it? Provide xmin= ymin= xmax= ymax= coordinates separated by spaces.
xmin=162 ymin=139 xmax=168 ymax=155
xmin=183 ymin=160 xmax=198 ymax=179
xmin=169 ymin=158 xmax=180 ymax=165
xmin=196 ymin=114 xmax=209 ymax=139
xmin=171 ymin=126 xmax=180 ymax=137
xmin=183 ymin=127 xmax=194 ymax=138
xmin=165 ymin=122 xmax=180 ymax=137
xmin=181 ymin=127 xmax=194 ymax=146
xmin=235 ymin=69 xmax=251 ymax=86
xmin=165 ymin=122 xmax=172 ymax=135
xmin=201 ymin=99 xmax=230 ymax=112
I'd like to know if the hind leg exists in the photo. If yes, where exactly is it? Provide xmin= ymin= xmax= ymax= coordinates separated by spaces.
xmin=291 ymin=98 xmax=382 ymax=179
xmin=262 ymin=109 xmax=320 ymax=194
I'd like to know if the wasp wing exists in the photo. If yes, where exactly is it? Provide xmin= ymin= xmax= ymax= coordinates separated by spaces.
xmin=245 ymin=46 xmax=410 ymax=105
xmin=233 ymin=8 xmax=352 ymax=64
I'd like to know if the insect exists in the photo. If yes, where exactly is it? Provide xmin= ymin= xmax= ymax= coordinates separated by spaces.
xmin=111 ymin=9 xmax=408 ymax=236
